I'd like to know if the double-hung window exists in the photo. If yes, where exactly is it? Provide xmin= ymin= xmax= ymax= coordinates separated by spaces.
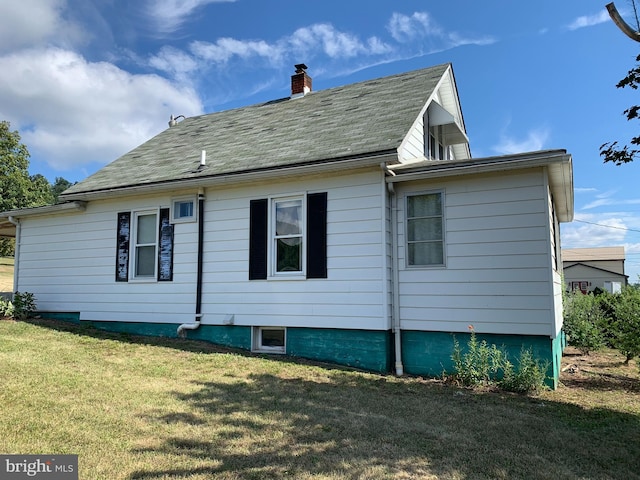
xmin=274 ymin=197 xmax=304 ymax=273
xmin=249 ymin=192 xmax=327 ymax=280
xmin=406 ymin=192 xmax=445 ymax=267
xmin=116 ymin=208 xmax=174 ymax=282
xmin=133 ymin=211 xmax=158 ymax=278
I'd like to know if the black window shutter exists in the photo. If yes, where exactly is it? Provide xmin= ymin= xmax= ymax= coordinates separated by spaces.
xmin=158 ymin=208 xmax=174 ymax=281
xmin=116 ymin=212 xmax=131 ymax=282
xmin=249 ymin=199 xmax=268 ymax=280
xmin=307 ymin=192 xmax=327 ymax=279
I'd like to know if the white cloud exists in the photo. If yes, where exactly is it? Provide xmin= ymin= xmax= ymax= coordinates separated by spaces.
xmin=388 ymin=12 xmax=442 ymax=42
xmin=289 ymin=24 xmax=386 ymax=59
xmin=0 ymin=0 xmax=85 ymax=53
xmin=492 ymin=128 xmax=550 ymax=155
xmin=149 ymin=46 xmax=199 ymax=81
xmin=190 ymin=37 xmax=281 ymax=64
xmin=0 ymin=48 xmax=203 ymax=171
xmin=387 ymin=12 xmax=494 ymax=48
xmin=567 ymin=10 xmax=610 ymax=30
xmin=146 ymin=0 xmax=236 ymax=35
xmin=562 ymin=214 xmax=628 ymax=247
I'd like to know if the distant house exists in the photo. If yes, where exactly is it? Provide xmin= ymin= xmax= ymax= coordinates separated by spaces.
xmin=0 ymin=63 xmax=574 ymax=387
xmin=563 ymin=246 xmax=628 ymax=293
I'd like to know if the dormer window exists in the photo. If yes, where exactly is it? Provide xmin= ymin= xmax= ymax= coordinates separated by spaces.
xmin=425 ymin=101 xmax=468 ymax=160
xmin=428 ymin=125 xmax=451 ymax=161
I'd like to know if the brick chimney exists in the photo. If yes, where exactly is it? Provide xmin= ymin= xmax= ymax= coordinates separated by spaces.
xmin=291 ymin=63 xmax=312 ymax=98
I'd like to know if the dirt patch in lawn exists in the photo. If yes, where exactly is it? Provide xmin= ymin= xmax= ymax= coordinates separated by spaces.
xmin=544 ymin=346 xmax=640 ymax=414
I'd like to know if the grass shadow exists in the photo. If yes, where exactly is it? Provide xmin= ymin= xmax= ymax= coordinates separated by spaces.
xmin=21 ymin=317 xmax=364 ymax=373
xmin=128 ymin=373 xmax=640 ymax=480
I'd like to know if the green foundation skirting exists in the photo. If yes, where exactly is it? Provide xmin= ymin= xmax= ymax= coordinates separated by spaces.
xmin=37 ymin=311 xmax=81 ymax=324
xmin=401 ymin=330 xmax=560 ymax=389
xmin=287 ymin=327 xmax=393 ymax=372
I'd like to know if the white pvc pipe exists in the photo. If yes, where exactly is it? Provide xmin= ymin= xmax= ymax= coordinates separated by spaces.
xmin=177 ymin=314 xmax=202 ymax=337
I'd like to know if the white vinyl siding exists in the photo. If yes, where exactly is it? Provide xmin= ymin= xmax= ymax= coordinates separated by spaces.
xmin=396 ymin=168 xmax=557 ymax=337
xmin=14 ymin=196 xmax=197 ymax=324
xmin=14 ymin=169 xmax=389 ymax=331
xmin=202 ymin=170 xmax=388 ymax=330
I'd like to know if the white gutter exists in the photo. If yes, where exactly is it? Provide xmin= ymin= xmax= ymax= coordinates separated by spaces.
xmin=8 ymin=216 xmax=19 ymax=294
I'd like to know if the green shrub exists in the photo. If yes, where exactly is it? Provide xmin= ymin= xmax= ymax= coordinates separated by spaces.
xmin=500 ymin=348 xmax=549 ymax=394
xmin=451 ymin=327 xmax=548 ymax=393
xmin=451 ymin=327 xmax=503 ymax=387
xmin=563 ymin=290 xmax=606 ymax=354
xmin=608 ymin=286 xmax=640 ymax=363
xmin=12 ymin=291 xmax=36 ymax=320
xmin=0 ymin=297 xmax=13 ymax=317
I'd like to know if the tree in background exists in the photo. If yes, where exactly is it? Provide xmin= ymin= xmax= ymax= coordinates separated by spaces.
xmin=562 ymin=290 xmax=607 ymax=355
xmin=51 ymin=177 xmax=73 ymax=202
xmin=601 ymin=2 xmax=640 ymax=164
xmin=609 ymin=285 xmax=640 ymax=362
xmin=599 ymin=54 xmax=640 ymax=165
xmin=0 ymin=121 xmax=73 ymax=256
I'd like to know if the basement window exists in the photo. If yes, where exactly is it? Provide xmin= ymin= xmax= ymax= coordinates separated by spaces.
xmin=252 ymin=327 xmax=286 ymax=354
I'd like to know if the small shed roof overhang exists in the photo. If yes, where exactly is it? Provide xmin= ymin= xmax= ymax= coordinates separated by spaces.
xmin=386 ymin=149 xmax=574 ymax=222
xmin=428 ymin=101 xmax=469 ymax=146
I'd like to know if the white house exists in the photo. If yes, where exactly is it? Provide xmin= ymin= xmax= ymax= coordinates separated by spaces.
xmin=0 ymin=63 xmax=574 ymax=387
xmin=563 ymin=246 xmax=628 ymax=293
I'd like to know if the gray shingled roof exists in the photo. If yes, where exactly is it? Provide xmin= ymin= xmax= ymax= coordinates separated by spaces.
xmin=62 ymin=63 xmax=449 ymax=196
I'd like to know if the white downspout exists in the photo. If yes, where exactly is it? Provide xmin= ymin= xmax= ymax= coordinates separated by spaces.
xmin=389 ymin=182 xmax=403 ymax=375
xmin=382 ymin=163 xmax=403 ymax=376
xmin=8 ymin=216 xmax=20 ymax=295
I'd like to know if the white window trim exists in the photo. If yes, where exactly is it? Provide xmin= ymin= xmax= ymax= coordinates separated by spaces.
xmin=405 ymin=190 xmax=446 ymax=269
xmin=171 ymin=196 xmax=197 ymax=224
xmin=269 ymin=194 xmax=306 ymax=278
xmin=252 ymin=326 xmax=287 ymax=354
xmin=130 ymin=209 xmax=159 ymax=281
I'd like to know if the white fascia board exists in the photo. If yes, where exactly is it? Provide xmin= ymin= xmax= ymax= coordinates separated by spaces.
xmin=0 ymin=201 xmax=87 ymax=220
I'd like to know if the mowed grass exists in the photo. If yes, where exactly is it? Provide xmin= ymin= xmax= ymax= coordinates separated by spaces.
xmin=0 ymin=257 xmax=13 ymax=292
xmin=0 ymin=319 xmax=639 ymax=480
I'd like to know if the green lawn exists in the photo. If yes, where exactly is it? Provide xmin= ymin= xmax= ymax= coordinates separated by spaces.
xmin=0 ymin=257 xmax=13 ymax=291
xmin=0 ymin=318 xmax=638 ymax=480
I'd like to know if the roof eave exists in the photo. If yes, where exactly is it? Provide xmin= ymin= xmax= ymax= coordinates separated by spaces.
xmin=59 ymin=150 xmax=400 ymax=202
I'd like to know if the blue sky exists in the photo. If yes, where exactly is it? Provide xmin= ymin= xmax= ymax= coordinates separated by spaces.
xmin=2 ymin=0 xmax=640 ymax=280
